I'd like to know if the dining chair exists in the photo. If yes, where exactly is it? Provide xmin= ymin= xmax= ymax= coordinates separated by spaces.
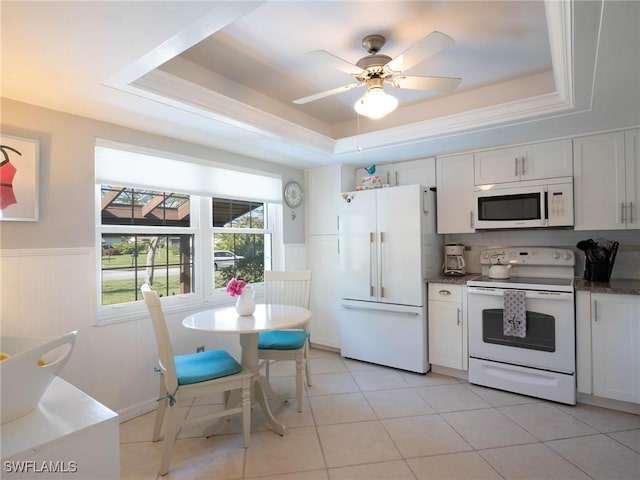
xmin=141 ymin=284 xmax=252 ymax=476
xmin=258 ymin=270 xmax=312 ymax=412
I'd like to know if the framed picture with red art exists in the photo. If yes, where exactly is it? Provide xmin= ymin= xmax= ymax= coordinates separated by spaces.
xmin=0 ymin=134 xmax=39 ymax=222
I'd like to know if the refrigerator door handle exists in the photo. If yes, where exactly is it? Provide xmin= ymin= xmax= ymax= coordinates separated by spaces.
xmin=379 ymin=231 xmax=384 ymax=298
xmin=342 ymin=305 xmax=420 ymax=316
xmin=369 ymin=232 xmax=375 ymax=297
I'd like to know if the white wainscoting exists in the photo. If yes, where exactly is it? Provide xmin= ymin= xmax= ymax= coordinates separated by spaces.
xmin=0 ymin=246 xmax=308 ymax=422
xmin=0 ymin=248 xmax=193 ymax=421
xmin=0 ymin=248 xmax=96 ymax=394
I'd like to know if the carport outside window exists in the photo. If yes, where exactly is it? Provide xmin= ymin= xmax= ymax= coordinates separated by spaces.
xmin=100 ymin=186 xmax=194 ymax=305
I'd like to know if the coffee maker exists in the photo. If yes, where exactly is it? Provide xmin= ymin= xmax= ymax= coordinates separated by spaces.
xmin=443 ymin=244 xmax=466 ymax=276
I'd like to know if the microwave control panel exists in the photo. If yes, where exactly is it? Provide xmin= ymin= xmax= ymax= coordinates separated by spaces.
xmin=547 ymin=182 xmax=574 ymax=227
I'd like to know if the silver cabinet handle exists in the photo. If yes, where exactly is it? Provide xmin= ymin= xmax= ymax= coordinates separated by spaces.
xmin=521 ymin=156 xmax=526 ymax=175
xmin=470 ymin=211 xmax=474 ymax=228
xmin=395 ymin=171 xmax=399 ymax=186
xmin=438 ymin=289 xmax=451 ymax=296
xmin=630 ymin=202 xmax=634 ymax=224
xmin=594 ymin=299 xmax=598 ymax=322
xmin=621 ymin=202 xmax=626 ymax=224
xmin=515 ymin=158 xmax=519 ymax=176
xmin=456 ymin=307 xmax=461 ymax=326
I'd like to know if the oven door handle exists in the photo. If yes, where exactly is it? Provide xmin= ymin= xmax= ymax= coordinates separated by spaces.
xmin=467 ymin=287 xmax=573 ymax=301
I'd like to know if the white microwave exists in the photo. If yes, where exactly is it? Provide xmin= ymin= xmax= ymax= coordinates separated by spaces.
xmin=474 ymin=178 xmax=573 ymax=229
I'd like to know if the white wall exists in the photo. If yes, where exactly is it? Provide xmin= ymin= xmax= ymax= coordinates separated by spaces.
xmin=0 ymin=98 xmax=306 ymax=420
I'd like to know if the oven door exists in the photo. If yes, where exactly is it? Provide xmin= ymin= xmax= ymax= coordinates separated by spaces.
xmin=467 ymin=286 xmax=575 ymax=373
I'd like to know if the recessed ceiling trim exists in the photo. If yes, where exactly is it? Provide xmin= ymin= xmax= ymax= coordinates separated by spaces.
xmin=105 ymin=1 xmax=263 ymax=89
xmin=333 ymin=91 xmax=574 ymax=155
xmin=131 ymin=69 xmax=336 ymax=155
xmin=545 ymin=0 xmax=573 ymax=105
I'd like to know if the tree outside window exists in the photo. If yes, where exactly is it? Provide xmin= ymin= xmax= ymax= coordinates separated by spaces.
xmin=212 ymin=198 xmax=271 ymax=289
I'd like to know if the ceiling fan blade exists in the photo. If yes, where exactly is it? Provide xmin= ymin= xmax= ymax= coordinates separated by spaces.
xmin=293 ymin=83 xmax=363 ymax=104
xmin=391 ymin=75 xmax=461 ymax=92
xmin=385 ymin=31 xmax=455 ymax=74
xmin=306 ymin=50 xmax=365 ymax=76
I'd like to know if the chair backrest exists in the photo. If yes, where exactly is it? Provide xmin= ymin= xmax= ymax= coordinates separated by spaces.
xmin=141 ymin=284 xmax=178 ymax=394
xmin=264 ymin=270 xmax=312 ymax=308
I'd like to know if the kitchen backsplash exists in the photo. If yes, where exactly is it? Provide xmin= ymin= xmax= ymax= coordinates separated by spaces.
xmin=446 ymin=229 xmax=640 ymax=280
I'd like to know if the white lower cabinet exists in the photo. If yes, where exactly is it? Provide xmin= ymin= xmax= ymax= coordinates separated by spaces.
xmin=428 ymin=283 xmax=467 ymax=370
xmin=307 ymin=235 xmax=341 ymax=348
xmin=591 ymin=293 xmax=640 ymax=403
xmin=577 ymin=291 xmax=640 ymax=404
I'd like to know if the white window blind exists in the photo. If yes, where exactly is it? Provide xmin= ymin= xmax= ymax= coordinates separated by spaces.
xmin=95 ymin=141 xmax=282 ymax=203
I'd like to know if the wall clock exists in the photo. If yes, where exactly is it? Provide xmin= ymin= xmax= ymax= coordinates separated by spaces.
xmin=284 ymin=181 xmax=304 ymax=208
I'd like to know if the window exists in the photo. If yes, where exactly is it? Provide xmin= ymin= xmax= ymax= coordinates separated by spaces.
xmin=99 ymin=186 xmax=195 ymax=305
xmin=95 ymin=141 xmax=283 ymax=323
xmin=212 ymin=198 xmax=272 ymax=289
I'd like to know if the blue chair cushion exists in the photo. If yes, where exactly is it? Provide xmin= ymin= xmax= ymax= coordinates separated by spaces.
xmin=258 ymin=330 xmax=308 ymax=350
xmin=175 ymin=349 xmax=242 ymax=385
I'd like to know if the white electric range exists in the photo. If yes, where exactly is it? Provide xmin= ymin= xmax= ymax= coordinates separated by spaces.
xmin=467 ymin=247 xmax=576 ymax=404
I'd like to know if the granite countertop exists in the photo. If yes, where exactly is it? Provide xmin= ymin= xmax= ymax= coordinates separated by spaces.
xmin=574 ymin=278 xmax=640 ymax=296
xmin=424 ymin=273 xmax=481 ymax=285
xmin=426 ymin=274 xmax=640 ymax=295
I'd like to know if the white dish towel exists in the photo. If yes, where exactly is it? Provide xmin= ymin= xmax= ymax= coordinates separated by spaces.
xmin=503 ymin=290 xmax=527 ymax=338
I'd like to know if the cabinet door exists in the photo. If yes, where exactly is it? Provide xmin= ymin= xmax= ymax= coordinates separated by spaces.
xmin=376 ymin=185 xmax=423 ymax=305
xmin=436 ymin=153 xmax=475 ymax=233
xmin=428 ymin=283 xmax=464 ymax=370
xmin=573 ymin=132 xmax=627 ymax=230
xmin=307 ymin=235 xmax=341 ymax=348
xmin=339 ymin=189 xmax=377 ymax=301
xmin=625 ymin=129 xmax=640 ymax=229
xmin=520 ymin=139 xmax=573 ymax=181
xmin=428 ymin=300 xmax=463 ymax=369
xmin=474 ymin=146 xmax=520 ymax=184
xmin=306 ymin=165 xmax=352 ymax=235
xmin=393 ymin=158 xmax=436 ymax=187
xmin=591 ymin=294 xmax=640 ymax=403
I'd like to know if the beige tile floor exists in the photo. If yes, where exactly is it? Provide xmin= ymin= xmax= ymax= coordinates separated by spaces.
xmin=120 ymin=348 xmax=640 ymax=479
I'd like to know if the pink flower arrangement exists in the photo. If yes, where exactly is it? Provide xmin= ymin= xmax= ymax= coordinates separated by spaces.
xmin=226 ymin=278 xmax=247 ymax=297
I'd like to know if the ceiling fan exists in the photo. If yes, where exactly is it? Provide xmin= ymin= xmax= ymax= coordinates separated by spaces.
xmin=293 ymin=32 xmax=461 ymax=119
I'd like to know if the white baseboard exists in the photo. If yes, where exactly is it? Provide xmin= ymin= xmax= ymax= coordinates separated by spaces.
xmin=117 ymin=398 xmax=158 ymax=423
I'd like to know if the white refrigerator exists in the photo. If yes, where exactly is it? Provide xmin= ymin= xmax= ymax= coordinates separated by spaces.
xmin=338 ymin=184 xmax=442 ymax=373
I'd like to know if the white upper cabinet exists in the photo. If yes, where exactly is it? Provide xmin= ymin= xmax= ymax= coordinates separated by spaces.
xmin=305 ymin=165 xmax=355 ymax=235
xmin=574 ymin=129 xmax=640 ymax=230
xmin=474 ymin=139 xmax=573 ymax=185
xmin=358 ymin=158 xmax=436 ymax=188
xmin=625 ymin=129 xmax=640 ymax=229
xmin=436 ymin=153 xmax=475 ymax=234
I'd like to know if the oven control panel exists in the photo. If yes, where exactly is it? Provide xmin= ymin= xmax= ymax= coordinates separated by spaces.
xmin=480 ymin=247 xmax=574 ymax=266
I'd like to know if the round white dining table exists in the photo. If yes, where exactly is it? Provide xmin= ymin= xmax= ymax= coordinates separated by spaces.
xmin=182 ymin=303 xmax=311 ymax=435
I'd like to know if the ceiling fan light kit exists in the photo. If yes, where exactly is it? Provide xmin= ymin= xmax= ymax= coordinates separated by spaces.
xmin=293 ymin=32 xmax=461 ymax=120
xmin=354 ymin=85 xmax=398 ymax=119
